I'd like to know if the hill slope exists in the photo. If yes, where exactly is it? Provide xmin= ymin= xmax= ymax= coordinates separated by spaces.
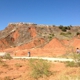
xmin=0 ymin=23 xmax=80 ymax=56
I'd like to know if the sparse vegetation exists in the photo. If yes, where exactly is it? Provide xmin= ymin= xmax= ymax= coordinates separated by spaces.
xmin=15 ymin=63 xmax=22 ymax=67
xmin=60 ymin=32 xmax=71 ymax=37
xmin=48 ymin=33 xmax=54 ymax=41
xmin=3 ymin=53 xmax=12 ymax=60
xmin=65 ymin=61 xmax=76 ymax=67
xmin=62 ymin=27 xmax=67 ymax=32
xmin=0 ymin=23 xmax=80 ymax=80
xmin=65 ymin=54 xmax=80 ymax=67
xmin=0 ymin=58 xmax=8 ymax=67
xmin=29 ymin=59 xmax=52 ymax=79
xmin=57 ymin=74 xmax=80 ymax=80
xmin=4 ymin=76 xmax=11 ymax=80
xmin=1 ymin=63 xmax=8 ymax=67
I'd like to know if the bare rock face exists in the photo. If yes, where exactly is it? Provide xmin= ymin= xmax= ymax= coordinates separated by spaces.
xmin=28 ymin=26 xmax=37 ymax=38
xmin=0 ymin=22 xmax=80 ymax=56
xmin=0 ymin=38 xmax=10 ymax=50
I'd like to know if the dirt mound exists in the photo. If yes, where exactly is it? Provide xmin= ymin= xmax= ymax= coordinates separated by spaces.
xmin=61 ymin=39 xmax=70 ymax=46
xmin=18 ymin=38 xmax=45 ymax=50
xmin=42 ymin=38 xmax=66 ymax=56
xmin=71 ymin=37 xmax=80 ymax=48
xmin=44 ymin=38 xmax=65 ymax=48
xmin=0 ymin=59 xmax=79 ymax=80
xmin=0 ymin=38 xmax=10 ymax=50
xmin=11 ymin=30 xmax=19 ymax=41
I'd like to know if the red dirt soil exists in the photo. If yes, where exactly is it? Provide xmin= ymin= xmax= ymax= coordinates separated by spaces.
xmin=1 ymin=37 xmax=80 ymax=57
xmin=11 ymin=30 xmax=19 ymax=41
xmin=28 ymin=26 xmax=37 ymax=38
xmin=0 ymin=60 xmax=80 ymax=80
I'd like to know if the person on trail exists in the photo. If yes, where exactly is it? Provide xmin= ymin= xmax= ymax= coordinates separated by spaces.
xmin=28 ymin=51 xmax=31 ymax=57
xmin=76 ymin=48 xmax=80 ymax=54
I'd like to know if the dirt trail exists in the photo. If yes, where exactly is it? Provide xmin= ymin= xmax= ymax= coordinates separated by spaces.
xmin=13 ymin=57 xmax=74 ymax=62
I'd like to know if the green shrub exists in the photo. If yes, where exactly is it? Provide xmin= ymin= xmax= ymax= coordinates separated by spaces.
xmin=48 ymin=36 xmax=53 ymax=40
xmin=3 ymin=53 xmax=12 ymax=60
xmin=59 ymin=25 xmax=67 ymax=32
xmin=76 ymin=32 xmax=80 ymax=35
xmin=67 ymin=32 xmax=71 ymax=35
xmin=59 ymin=25 xmax=63 ymax=29
xmin=60 ymin=32 xmax=66 ymax=35
xmin=29 ymin=59 xmax=52 ymax=79
xmin=73 ymin=54 xmax=80 ymax=66
xmin=65 ymin=61 xmax=77 ymax=67
xmin=48 ymin=33 xmax=54 ymax=41
xmin=59 ymin=25 xmax=71 ymax=32
xmin=62 ymin=28 xmax=67 ymax=32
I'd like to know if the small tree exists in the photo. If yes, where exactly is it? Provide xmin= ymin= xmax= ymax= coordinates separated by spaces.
xmin=59 ymin=25 xmax=63 ymax=29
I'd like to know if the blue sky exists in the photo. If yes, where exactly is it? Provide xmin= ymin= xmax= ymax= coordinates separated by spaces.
xmin=0 ymin=0 xmax=80 ymax=30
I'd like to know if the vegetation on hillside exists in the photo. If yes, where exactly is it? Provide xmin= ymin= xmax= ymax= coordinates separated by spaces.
xmin=59 ymin=25 xmax=71 ymax=32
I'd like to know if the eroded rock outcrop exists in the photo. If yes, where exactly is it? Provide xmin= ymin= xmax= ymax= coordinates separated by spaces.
xmin=0 ymin=23 xmax=80 ymax=56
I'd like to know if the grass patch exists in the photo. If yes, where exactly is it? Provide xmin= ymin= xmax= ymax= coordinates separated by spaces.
xmin=64 ymin=53 xmax=80 ymax=67
xmin=65 ymin=61 xmax=77 ymax=67
xmin=60 ymin=32 xmax=71 ymax=37
xmin=29 ymin=59 xmax=52 ymax=79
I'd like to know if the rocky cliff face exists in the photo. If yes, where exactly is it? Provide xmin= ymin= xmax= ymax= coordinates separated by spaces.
xmin=0 ymin=23 xmax=80 ymax=56
xmin=0 ymin=23 xmax=59 ymax=50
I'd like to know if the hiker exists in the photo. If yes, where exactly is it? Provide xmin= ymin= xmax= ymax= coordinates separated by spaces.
xmin=28 ymin=51 xmax=31 ymax=57
xmin=76 ymin=48 xmax=80 ymax=54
